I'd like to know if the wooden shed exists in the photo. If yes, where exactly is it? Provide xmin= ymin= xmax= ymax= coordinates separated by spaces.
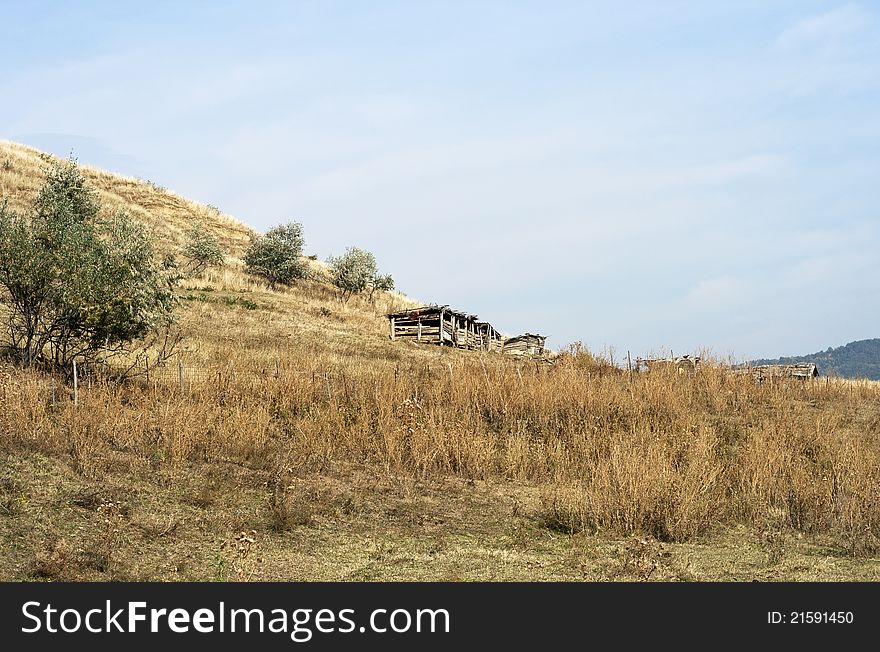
xmin=502 ymin=333 xmax=546 ymax=356
xmin=735 ymin=362 xmax=819 ymax=383
xmin=387 ymin=305 xmax=504 ymax=351
xmin=635 ymin=355 xmax=701 ymax=376
xmin=476 ymin=321 xmax=505 ymax=353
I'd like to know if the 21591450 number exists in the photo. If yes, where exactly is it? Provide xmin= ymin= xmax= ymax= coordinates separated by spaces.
xmin=768 ymin=611 xmax=854 ymax=624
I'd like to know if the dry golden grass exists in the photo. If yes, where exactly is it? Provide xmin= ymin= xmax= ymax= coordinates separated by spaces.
xmin=2 ymin=325 xmax=879 ymax=557
xmin=1 ymin=142 xmax=878 ymax=581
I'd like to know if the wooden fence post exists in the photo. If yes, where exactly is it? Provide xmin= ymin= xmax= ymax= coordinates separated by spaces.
xmin=627 ymin=350 xmax=633 ymax=384
xmin=72 ymin=359 xmax=78 ymax=406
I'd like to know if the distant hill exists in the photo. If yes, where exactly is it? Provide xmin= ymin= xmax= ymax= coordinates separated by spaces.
xmin=750 ymin=339 xmax=880 ymax=380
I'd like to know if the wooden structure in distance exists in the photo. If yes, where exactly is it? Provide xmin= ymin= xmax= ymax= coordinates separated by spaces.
xmin=734 ymin=362 xmax=819 ymax=382
xmin=501 ymin=333 xmax=547 ymax=356
xmin=387 ymin=305 xmax=505 ymax=351
xmin=635 ymin=355 xmax=701 ymax=376
xmin=387 ymin=305 xmax=540 ymax=355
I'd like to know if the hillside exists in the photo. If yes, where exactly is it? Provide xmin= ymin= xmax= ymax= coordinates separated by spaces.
xmin=2 ymin=142 xmax=880 ymax=582
xmin=751 ymin=339 xmax=880 ymax=380
xmin=1 ymin=140 xmax=253 ymax=258
xmin=0 ymin=139 xmax=413 ymax=319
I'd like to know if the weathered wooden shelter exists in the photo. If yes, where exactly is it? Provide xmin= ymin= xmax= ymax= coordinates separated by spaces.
xmin=476 ymin=321 xmax=505 ymax=352
xmin=387 ymin=305 xmax=504 ymax=351
xmin=636 ymin=355 xmax=701 ymax=376
xmin=735 ymin=363 xmax=819 ymax=383
xmin=502 ymin=333 xmax=546 ymax=356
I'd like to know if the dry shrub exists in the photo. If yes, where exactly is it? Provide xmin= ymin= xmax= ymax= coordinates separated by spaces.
xmin=267 ymin=458 xmax=362 ymax=532
xmin=539 ymin=425 xmax=726 ymax=542
xmin=831 ymin=440 xmax=880 ymax=555
xmin=268 ymin=473 xmax=316 ymax=531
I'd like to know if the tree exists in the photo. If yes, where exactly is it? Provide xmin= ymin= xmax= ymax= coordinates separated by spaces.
xmin=0 ymin=158 xmax=180 ymax=373
xmin=182 ymin=225 xmax=225 ymax=276
xmin=328 ymin=247 xmax=393 ymax=302
xmin=368 ymin=273 xmax=395 ymax=302
xmin=242 ymin=221 xmax=309 ymax=289
xmin=328 ymin=247 xmax=376 ymax=301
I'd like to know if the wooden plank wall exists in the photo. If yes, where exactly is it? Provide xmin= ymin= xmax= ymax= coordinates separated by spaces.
xmin=501 ymin=335 xmax=546 ymax=356
xmin=388 ymin=308 xmax=507 ymax=352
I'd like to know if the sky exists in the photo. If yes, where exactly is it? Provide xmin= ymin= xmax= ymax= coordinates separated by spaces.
xmin=2 ymin=1 xmax=878 ymax=360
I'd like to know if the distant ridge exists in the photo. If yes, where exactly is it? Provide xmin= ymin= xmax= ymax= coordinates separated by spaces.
xmin=750 ymin=338 xmax=880 ymax=380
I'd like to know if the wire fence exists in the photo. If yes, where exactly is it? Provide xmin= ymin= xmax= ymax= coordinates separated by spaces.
xmin=14 ymin=352 xmax=880 ymax=408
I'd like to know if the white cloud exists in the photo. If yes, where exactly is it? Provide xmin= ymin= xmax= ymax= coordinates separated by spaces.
xmin=776 ymin=3 xmax=867 ymax=49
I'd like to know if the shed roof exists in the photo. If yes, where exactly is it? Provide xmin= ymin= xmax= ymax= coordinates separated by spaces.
xmin=505 ymin=333 xmax=546 ymax=343
xmin=386 ymin=305 xmax=477 ymax=320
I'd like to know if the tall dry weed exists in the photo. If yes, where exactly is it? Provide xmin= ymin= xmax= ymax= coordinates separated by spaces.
xmin=2 ymin=343 xmax=878 ymax=553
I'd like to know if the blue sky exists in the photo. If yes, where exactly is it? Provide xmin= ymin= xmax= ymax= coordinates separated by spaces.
xmin=2 ymin=1 xmax=878 ymax=359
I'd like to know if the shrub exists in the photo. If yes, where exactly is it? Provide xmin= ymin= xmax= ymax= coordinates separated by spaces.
xmin=369 ymin=273 xmax=395 ymax=301
xmin=328 ymin=247 xmax=376 ymax=301
xmin=243 ymin=222 xmax=309 ymax=289
xmin=182 ymin=225 xmax=225 ymax=276
xmin=0 ymin=158 xmax=180 ymax=371
xmin=328 ymin=247 xmax=393 ymax=302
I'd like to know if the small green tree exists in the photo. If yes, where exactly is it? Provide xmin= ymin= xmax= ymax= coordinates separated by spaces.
xmin=182 ymin=225 xmax=225 ymax=276
xmin=242 ymin=222 xmax=309 ymax=289
xmin=0 ymin=158 xmax=180 ymax=373
xmin=368 ymin=273 xmax=395 ymax=302
xmin=328 ymin=247 xmax=392 ymax=302
xmin=328 ymin=247 xmax=376 ymax=302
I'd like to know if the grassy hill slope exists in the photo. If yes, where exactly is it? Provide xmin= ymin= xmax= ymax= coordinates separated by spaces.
xmin=1 ymin=142 xmax=879 ymax=582
xmin=1 ymin=140 xmax=253 ymax=258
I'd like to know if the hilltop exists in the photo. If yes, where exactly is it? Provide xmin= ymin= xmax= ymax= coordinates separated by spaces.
xmin=751 ymin=339 xmax=880 ymax=380
xmin=1 ymin=140 xmax=253 ymax=258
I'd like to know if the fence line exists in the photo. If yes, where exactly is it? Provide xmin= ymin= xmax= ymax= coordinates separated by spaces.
xmin=14 ymin=355 xmax=880 ymax=407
